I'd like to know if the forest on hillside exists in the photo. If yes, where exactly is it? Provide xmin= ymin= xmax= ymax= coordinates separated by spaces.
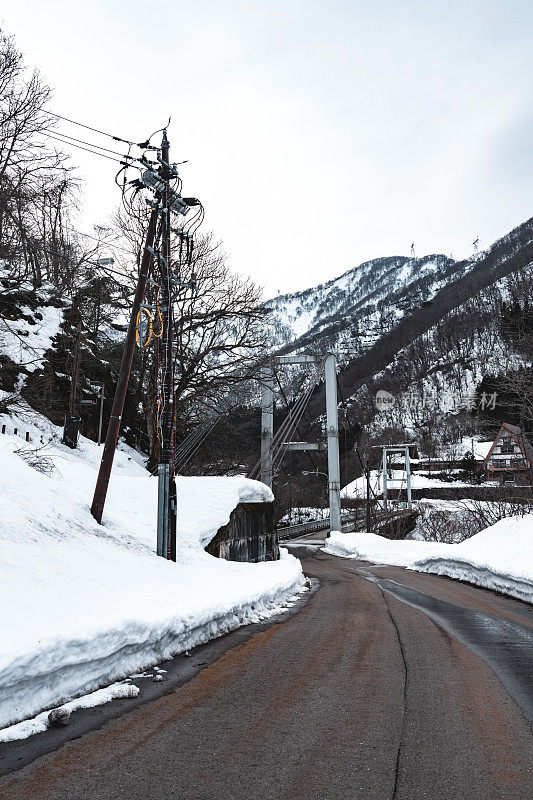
xmin=0 ymin=32 xmax=269 ymax=471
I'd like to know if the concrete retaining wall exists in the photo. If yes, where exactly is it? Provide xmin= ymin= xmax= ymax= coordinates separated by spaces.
xmin=206 ymin=502 xmax=279 ymax=563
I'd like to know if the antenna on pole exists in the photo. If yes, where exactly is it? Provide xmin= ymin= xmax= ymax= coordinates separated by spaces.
xmin=473 ymin=236 xmax=480 ymax=254
xmin=410 ymin=242 xmax=416 ymax=258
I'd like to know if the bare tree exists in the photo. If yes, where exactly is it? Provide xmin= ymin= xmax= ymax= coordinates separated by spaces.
xmin=113 ymin=199 xmax=270 ymax=464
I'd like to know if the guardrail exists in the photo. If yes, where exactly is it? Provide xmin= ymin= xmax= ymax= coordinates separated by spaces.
xmin=277 ymin=516 xmax=357 ymax=540
xmin=277 ymin=519 xmax=330 ymax=539
xmin=277 ymin=509 xmax=416 ymax=541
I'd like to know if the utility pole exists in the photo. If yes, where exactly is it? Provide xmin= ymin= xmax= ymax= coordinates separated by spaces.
xmin=156 ymin=130 xmax=177 ymax=561
xmin=365 ymin=461 xmax=371 ymax=532
xmin=63 ymin=322 xmax=81 ymax=449
xmin=97 ymin=381 xmax=105 ymax=446
xmin=382 ymin=448 xmax=388 ymax=512
xmin=325 ymin=353 xmax=342 ymax=532
xmin=405 ymin=445 xmax=412 ymax=509
xmin=91 ymin=208 xmax=158 ymax=523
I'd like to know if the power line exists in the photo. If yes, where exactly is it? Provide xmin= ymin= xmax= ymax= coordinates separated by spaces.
xmin=47 ymin=128 xmax=136 ymax=160
xmin=63 ymin=225 xmax=135 ymax=257
xmin=46 ymin=111 xmax=140 ymax=147
xmin=45 ymin=131 xmax=129 ymax=164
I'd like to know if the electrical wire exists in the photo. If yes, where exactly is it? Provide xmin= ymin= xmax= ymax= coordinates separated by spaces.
xmin=46 ymin=111 xmax=140 ymax=146
xmin=44 ymin=131 xmax=130 ymax=164
xmin=43 ymin=128 xmax=137 ymax=159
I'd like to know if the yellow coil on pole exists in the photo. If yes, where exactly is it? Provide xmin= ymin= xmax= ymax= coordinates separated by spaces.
xmin=136 ymin=307 xmax=153 ymax=348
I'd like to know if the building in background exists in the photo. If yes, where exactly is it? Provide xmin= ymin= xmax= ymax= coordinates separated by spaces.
xmin=482 ymin=423 xmax=533 ymax=485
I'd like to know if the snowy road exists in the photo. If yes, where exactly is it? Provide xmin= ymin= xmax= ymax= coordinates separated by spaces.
xmin=1 ymin=549 xmax=532 ymax=799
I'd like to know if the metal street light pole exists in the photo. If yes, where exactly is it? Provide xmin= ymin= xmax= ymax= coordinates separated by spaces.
xmin=97 ymin=382 xmax=105 ymax=446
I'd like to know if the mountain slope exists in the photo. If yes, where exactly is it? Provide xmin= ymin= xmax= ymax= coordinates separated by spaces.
xmin=263 ymin=217 xmax=533 ymax=478
xmin=266 ymin=253 xmax=455 ymax=356
xmin=267 ymin=219 xmax=533 ymax=384
xmin=335 ymin=217 xmax=533 ymax=403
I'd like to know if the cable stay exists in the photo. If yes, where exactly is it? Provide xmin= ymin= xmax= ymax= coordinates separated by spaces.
xmin=273 ymin=369 xmax=329 ymax=489
xmin=248 ymin=358 xmax=326 ymax=482
xmin=174 ymin=416 xmax=221 ymax=474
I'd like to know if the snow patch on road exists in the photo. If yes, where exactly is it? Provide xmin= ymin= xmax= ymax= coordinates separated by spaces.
xmin=0 ymin=682 xmax=140 ymax=743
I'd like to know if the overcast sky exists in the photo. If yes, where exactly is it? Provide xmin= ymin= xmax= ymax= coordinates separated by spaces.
xmin=4 ymin=1 xmax=532 ymax=297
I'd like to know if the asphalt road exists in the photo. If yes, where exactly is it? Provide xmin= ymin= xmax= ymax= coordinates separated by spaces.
xmin=1 ymin=547 xmax=532 ymax=800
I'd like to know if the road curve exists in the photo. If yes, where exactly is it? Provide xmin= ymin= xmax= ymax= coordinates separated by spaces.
xmin=1 ymin=549 xmax=532 ymax=800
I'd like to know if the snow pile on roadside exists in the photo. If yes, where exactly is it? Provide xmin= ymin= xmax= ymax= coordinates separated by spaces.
xmin=413 ymin=515 xmax=533 ymax=602
xmin=0 ymin=682 xmax=139 ymax=743
xmin=323 ymin=515 xmax=533 ymax=603
xmin=323 ymin=531 xmax=438 ymax=567
xmin=176 ymin=475 xmax=273 ymax=548
xmin=0 ymin=412 xmax=304 ymax=730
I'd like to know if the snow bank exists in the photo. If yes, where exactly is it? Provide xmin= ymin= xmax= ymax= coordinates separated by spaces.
xmin=323 ymin=531 xmax=439 ymax=567
xmin=413 ymin=516 xmax=533 ymax=603
xmin=323 ymin=516 xmax=533 ymax=603
xmin=0 ymin=411 xmax=304 ymax=730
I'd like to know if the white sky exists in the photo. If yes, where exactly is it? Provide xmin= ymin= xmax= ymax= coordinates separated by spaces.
xmin=4 ymin=0 xmax=532 ymax=297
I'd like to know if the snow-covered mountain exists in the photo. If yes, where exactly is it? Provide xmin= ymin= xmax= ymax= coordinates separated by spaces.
xmin=264 ymin=218 xmax=533 ymax=460
xmin=266 ymin=254 xmax=456 ymax=356
xmin=266 ymin=219 xmax=533 ymax=382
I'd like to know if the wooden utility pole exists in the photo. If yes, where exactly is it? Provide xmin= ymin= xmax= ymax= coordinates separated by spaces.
xmin=156 ymin=130 xmax=177 ymax=561
xmin=91 ymin=208 xmax=158 ymax=523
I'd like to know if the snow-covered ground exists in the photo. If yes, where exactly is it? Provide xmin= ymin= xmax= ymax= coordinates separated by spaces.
xmin=323 ymin=515 xmax=533 ymax=603
xmin=342 ymin=468 xmax=474 ymax=498
xmin=0 ymin=409 xmax=305 ymax=731
xmin=0 ymin=282 xmax=65 ymax=373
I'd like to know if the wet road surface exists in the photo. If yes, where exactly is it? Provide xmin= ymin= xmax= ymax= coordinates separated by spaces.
xmin=0 ymin=547 xmax=532 ymax=800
